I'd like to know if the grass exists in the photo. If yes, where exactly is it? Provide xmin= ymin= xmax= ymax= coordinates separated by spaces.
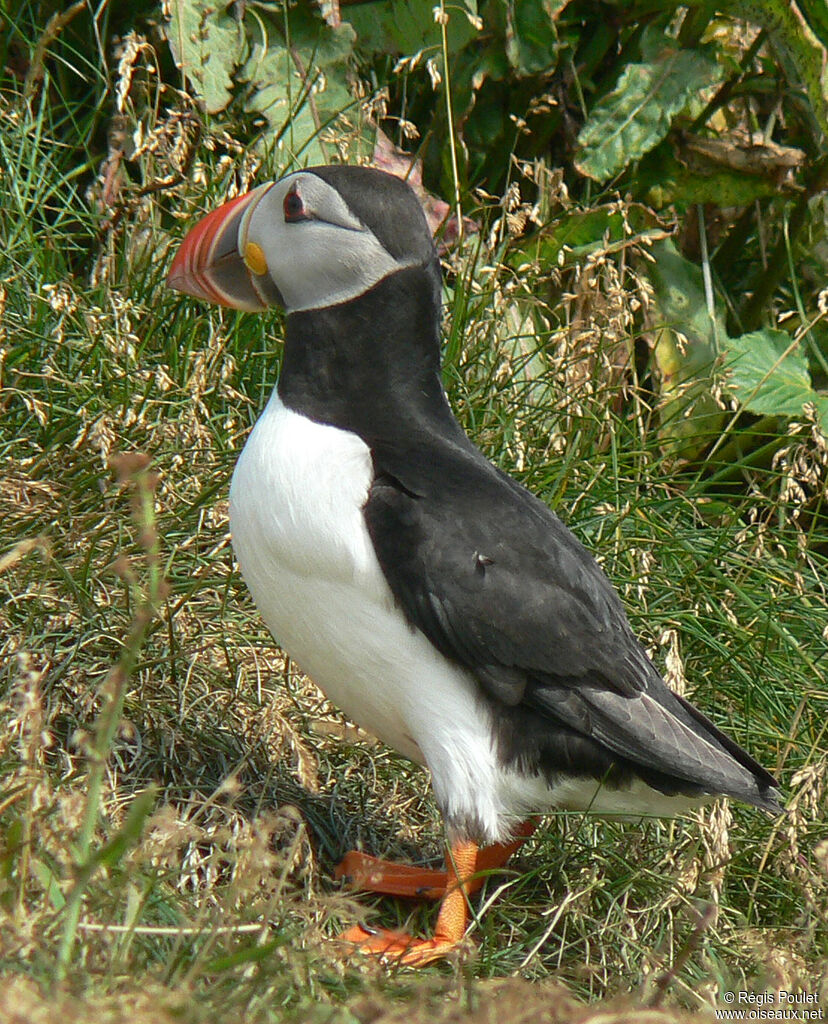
xmin=1 ymin=11 xmax=827 ymax=1024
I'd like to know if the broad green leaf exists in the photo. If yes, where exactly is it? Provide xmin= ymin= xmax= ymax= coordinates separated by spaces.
xmin=724 ymin=329 xmax=825 ymax=423
xmin=647 ymin=240 xmax=727 ymax=356
xmin=639 ymin=145 xmax=783 ymax=207
xmin=346 ymin=0 xmax=476 ymax=57
xmin=165 ymin=0 xmax=246 ymax=114
xmin=241 ymin=11 xmax=369 ymax=164
xmin=505 ymin=0 xmax=568 ymax=75
xmin=508 ymin=203 xmax=665 ymax=268
xmin=646 ymin=240 xmax=727 ymax=459
xmin=730 ymin=0 xmax=828 ymax=136
xmin=654 ymin=164 xmax=780 ymax=206
xmin=575 ymin=41 xmax=723 ymax=182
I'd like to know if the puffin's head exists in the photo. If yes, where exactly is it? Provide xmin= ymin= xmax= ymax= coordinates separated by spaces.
xmin=166 ymin=165 xmax=437 ymax=314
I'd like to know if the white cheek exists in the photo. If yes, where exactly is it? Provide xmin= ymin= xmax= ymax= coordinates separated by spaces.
xmin=262 ymin=222 xmax=404 ymax=312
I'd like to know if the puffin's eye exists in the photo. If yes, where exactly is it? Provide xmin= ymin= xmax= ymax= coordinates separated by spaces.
xmin=283 ymin=190 xmax=307 ymax=223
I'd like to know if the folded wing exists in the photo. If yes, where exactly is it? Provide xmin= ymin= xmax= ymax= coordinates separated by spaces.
xmin=365 ymin=440 xmax=780 ymax=813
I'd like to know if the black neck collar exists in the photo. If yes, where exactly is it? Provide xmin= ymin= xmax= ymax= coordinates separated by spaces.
xmin=277 ymin=262 xmax=458 ymax=447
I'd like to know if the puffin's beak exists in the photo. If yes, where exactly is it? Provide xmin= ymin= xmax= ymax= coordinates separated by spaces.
xmin=166 ymin=183 xmax=280 ymax=312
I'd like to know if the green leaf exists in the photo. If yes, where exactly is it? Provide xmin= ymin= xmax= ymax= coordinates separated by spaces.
xmin=646 ymin=240 xmax=727 ymax=459
xmin=724 ymin=329 xmax=825 ymax=424
xmin=647 ymin=239 xmax=728 ymax=351
xmin=241 ymin=10 xmax=369 ymax=163
xmin=505 ymin=0 xmax=566 ymax=75
xmin=798 ymin=0 xmax=828 ymax=49
xmin=639 ymin=145 xmax=782 ymax=207
xmin=575 ymin=39 xmax=723 ymax=182
xmin=729 ymin=0 xmax=828 ymax=136
xmin=205 ymin=935 xmax=291 ymax=973
xmin=508 ymin=203 xmax=665 ymax=268
xmin=346 ymin=0 xmax=476 ymax=57
xmin=31 ymin=858 xmax=66 ymax=910
xmin=87 ymin=786 xmax=158 ymax=874
xmin=166 ymin=0 xmax=247 ymax=114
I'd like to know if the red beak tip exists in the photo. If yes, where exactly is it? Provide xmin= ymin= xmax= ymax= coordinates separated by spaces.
xmin=165 ymin=263 xmax=194 ymax=298
xmin=165 ymin=266 xmax=186 ymax=293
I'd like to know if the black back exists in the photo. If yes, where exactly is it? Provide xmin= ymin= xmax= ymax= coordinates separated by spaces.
xmin=276 ymin=170 xmax=782 ymax=816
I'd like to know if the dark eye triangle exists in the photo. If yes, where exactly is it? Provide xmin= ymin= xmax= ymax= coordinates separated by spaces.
xmin=284 ymin=190 xmax=308 ymax=222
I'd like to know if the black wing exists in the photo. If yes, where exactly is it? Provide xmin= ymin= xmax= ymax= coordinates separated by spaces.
xmin=364 ymin=438 xmax=780 ymax=812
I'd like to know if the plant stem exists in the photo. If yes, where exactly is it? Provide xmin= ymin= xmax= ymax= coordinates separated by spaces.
xmin=55 ymin=456 xmax=164 ymax=984
xmin=438 ymin=1 xmax=463 ymax=245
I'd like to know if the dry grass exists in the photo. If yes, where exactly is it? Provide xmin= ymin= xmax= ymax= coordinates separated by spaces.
xmin=1 ymin=11 xmax=827 ymax=1022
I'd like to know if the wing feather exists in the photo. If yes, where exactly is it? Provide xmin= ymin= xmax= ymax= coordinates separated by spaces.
xmin=365 ymin=441 xmax=780 ymax=810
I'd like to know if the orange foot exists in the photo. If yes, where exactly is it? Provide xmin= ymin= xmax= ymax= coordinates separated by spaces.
xmin=336 ymin=821 xmax=536 ymax=965
xmin=338 ymin=923 xmax=460 ymax=966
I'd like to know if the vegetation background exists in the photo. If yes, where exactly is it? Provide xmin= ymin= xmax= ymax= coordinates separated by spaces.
xmin=1 ymin=0 xmax=827 ymax=1021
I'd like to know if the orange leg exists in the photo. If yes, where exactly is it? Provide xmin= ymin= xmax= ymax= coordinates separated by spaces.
xmin=338 ymin=839 xmax=478 ymax=965
xmin=336 ymin=820 xmax=536 ymax=966
xmin=334 ymin=854 xmax=448 ymax=900
xmin=334 ymin=819 xmax=536 ymax=900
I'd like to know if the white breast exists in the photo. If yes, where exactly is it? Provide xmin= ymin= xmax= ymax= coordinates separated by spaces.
xmin=228 ymin=391 xmax=701 ymax=842
xmin=229 ymin=393 xmax=485 ymax=770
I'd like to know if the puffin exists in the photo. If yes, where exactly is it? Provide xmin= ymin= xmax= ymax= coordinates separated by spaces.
xmin=166 ymin=165 xmax=782 ymax=965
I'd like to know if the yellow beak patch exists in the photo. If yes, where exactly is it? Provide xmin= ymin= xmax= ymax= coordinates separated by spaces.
xmin=244 ymin=242 xmax=268 ymax=277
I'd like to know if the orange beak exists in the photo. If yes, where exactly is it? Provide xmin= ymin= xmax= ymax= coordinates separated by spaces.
xmin=166 ymin=184 xmax=280 ymax=312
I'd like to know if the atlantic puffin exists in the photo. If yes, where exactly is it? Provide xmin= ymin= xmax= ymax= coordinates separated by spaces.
xmin=167 ymin=165 xmax=782 ymax=965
